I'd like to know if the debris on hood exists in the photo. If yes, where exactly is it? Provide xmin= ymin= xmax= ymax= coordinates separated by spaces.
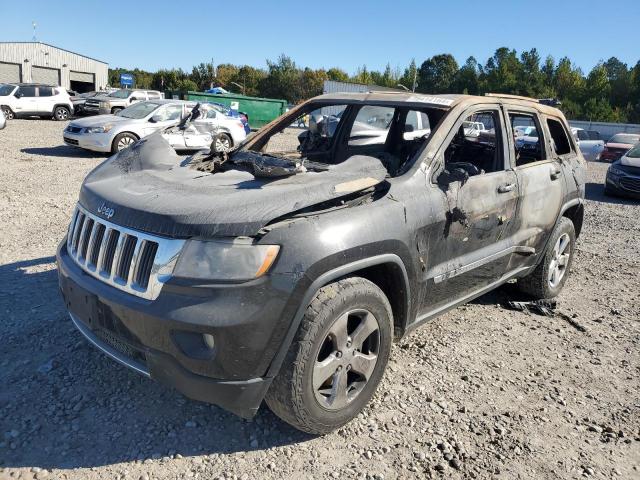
xmin=79 ymin=133 xmax=388 ymax=238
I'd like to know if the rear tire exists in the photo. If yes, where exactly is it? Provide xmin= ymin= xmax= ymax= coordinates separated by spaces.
xmin=111 ymin=107 xmax=123 ymax=114
xmin=53 ymin=106 xmax=70 ymax=121
xmin=2 ymin=106 xmax=14 ymax=120
xmin=517 ymin=217 xmax=575 ymax=299
xmin=111 ymin=132 xmax=138 ymax=153
xmin=213 ymin=132 xmax=233 ymax=152
xmin=265 ymin=277 xmax=393 ymax=435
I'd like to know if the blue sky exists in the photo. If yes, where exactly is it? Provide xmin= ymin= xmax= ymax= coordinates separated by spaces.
xmin=3 ymin=0 xmax=639 ymax=73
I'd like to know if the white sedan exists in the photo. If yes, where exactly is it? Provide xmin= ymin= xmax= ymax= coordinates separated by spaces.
xmin=63 ymin=101 xmax=246 ymax=154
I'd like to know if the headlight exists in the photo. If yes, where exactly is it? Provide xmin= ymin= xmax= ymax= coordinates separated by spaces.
xmin=99 ymin=101 xmax=108 ymax=108
xmin=608 ymin=166 xmax=625 ymax=176
xmin=173 ymin=239 xmax=280 ymax=282
xmin=85 ymin=124 xmax=112 ymax=134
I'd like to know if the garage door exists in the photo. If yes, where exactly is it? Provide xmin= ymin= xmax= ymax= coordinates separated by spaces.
xmin=0 ymin=62 xmax=21 ymax=83
xmin=70 ymin=71 xmax=94 ymax=83
xmin=32 ymin=66 xmax=60 ymax=85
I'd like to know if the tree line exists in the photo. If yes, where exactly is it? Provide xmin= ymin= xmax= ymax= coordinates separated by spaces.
xmin=108 ymin=48 xmax=640 ymax=123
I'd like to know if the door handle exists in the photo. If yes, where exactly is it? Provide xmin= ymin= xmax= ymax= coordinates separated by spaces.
xmin=550 ymin=167 xmax=562 ymax=180
xmin=498 ymin=183 xmax=516 ymax=193
xmin=497 ymin=183 xmax=515 ymax=193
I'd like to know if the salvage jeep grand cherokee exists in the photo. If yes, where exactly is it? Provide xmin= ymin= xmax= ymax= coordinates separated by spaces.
xmin=57 ymin=92 xmax=585 ymax=434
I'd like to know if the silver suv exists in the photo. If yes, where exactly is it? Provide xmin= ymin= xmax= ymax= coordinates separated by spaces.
xmin=83 ymin=89 xmax=163 ymax=115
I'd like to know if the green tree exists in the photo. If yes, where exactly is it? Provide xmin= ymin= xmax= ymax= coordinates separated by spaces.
xmin=454 ymin=56 xmax=480 ymax=94
xmin=327 ymin=67 xmax=350 ymax=82
xmin=400 ymin=59 xmax=418 ymax=92
xmin=418 ymin=54 xmax=459 ymax=93
xmin=519 ymin=48 xmax=545 ymax=96
xmin=483 ymin=48 xmax=522 ymax=94
xmin=260 ymin=55 xmax=301 ymax=103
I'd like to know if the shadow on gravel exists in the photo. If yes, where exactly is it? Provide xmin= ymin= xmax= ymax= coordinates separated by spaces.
xmin=20 ymin=146 xmax=106 ymax=159
xmin=585 ymin=182 xmax=639 ymax=205
xmin=0 ymin=256 xmax=311 ymax=471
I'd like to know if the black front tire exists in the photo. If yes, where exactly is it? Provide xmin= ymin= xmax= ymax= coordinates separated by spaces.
xmin=517 ymin=217 xmax=576 ymax=299
xmin=265 ymin=277 xmax=393 ymax=435
xmin=111 ymin=132 xmax=139 ymax=153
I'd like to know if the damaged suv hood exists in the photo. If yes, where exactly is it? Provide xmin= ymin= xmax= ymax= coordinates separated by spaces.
xmin=79 ymin=134 xmax=387 ymax=238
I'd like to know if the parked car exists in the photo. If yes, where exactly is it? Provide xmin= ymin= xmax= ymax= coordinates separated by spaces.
xmin=0 ymin=83 xmax=73 ymax=121
xmin=605 ymin=142 xmax=640 ymax=198
xmin=205 ymin=102 xmax=251 ymax=134
xmin=572 ymin=128 xmax=604 ymax=161
xmin=57 ymin=92 xmax=585 ymax=434
xmin=162 ymin=103 xmax=247 ymax=151
xmin=0 ymin=108 xmax=5 ymax=130
xmin=64 ymin=101 xmax=247 ymax=154
xmin=83 ymin=89 xmax=164 ymax=115
xmin=71 ymin=91 xmax=109 ymax=115
xmin=600 ymin=133 xmax=640 ymax=162
xmin=64 ymin=100 xmax=190 ymax=153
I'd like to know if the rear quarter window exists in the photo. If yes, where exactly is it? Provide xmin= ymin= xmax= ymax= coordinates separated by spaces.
xmin=547 ymin=118 xmax=573 ymax=155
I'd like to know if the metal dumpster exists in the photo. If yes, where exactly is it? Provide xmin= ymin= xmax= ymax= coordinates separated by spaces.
xmin=167 ymin=91 xmax=287 ymax=129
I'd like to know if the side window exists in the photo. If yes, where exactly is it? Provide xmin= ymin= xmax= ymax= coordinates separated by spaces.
xmin=443 ymin=110 xmax=503 ymax=176
xmin=148 ymin=92 xmax=161 ymax=100
xmin=38 ymin=87 xmax=53 ymax=97
xmin=547 ymin=118 xmax=573 ymax=155
xmin=575 ymin=129 xmax=589 ymax=141
xmin=156 ymin=104 xmax=183 ymax=121
xmin=17 ymin=86 xmax=36 ymax=97
xmin=348 ymin=105 xmax=394 ymax=147
xmin=403 ymin=110 xmax=431 ymax=140
xmin=509 ymin=113 xmax=545 ymax=166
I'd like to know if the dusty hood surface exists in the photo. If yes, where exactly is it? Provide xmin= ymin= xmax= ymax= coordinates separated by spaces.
xmin=69 ymin=114 xmax=130 ymax=128
xmin=79 ymin=134 xmax=387 ymax=238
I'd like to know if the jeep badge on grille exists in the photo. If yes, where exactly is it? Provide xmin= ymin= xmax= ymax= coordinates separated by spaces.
xmin=97 ymin=202 xmax=115 ymax=219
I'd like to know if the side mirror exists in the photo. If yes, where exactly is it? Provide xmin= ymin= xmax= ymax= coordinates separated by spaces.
xmin=14 ymin=92 xmax=22 ymax=98
xmin=131 ymin=97 xmax=139 ymax=101
xmin=150 ymin=115 xmax=163 ymax=123
xmin=404 ymin=124 xmax=415 ymax=133
xmin=436 ymin=167 xmax=469 ymax=187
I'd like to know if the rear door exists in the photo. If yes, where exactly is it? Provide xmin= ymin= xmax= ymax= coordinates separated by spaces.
xmin=36 ymin=86 xmax=54 ymax=113
xmin=505 ymin=107 xmax=565 ymax=272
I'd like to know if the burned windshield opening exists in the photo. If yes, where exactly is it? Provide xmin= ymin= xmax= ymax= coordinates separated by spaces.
xmin=246 ymin=102 xmax=444 ymax=177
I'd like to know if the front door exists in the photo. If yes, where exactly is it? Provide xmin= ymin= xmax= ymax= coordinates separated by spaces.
xmin=420 ymin=107 xmax=520 ymax=315
xmin=14 ymin=85 xmax=38 ymax=114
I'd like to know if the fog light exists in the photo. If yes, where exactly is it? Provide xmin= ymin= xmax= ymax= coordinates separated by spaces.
xmin=171 ymin=331 xmax=216 ymax=360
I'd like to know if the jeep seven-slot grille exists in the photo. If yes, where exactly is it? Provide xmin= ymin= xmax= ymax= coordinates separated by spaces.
xmin=66 ymin=205 xmax=185 ymax=300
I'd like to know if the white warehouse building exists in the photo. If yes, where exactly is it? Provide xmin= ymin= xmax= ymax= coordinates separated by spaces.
xmin=0 ymin=42 xmax=108 ymax=93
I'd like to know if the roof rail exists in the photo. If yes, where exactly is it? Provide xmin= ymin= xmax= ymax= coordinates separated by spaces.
xmin=485 ymin=93 xmax=562 ymax=107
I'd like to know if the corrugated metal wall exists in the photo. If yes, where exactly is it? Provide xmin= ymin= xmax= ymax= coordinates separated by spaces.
xmin=0 ymin=42 xmax=108 ymax=90
xmin=569 ymin=120 xmax=640 ymax=140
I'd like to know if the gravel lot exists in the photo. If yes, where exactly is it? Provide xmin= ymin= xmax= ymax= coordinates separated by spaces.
xmin=0 ymin=119 xmax=638 ymax=480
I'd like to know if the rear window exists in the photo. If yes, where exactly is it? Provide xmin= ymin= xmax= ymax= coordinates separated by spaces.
xmin=38 ymin=87 xmax=53 ymax=97
xmin=547 ymin=118 xmax=573 ymax=155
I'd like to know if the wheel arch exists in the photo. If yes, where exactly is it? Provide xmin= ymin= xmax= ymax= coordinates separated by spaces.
xmin=561 ymin=200 xmax=584 ymax=238
xmin=265 ymin=254 xmax=410 ymax=378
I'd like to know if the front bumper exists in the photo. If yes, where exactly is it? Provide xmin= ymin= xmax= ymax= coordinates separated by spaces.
xmin=63 ymin=131 xmax=113 ymax=153
xmin=605 ymin=174 xmax=640 ymax=199
xmin=56 ymin=239 xmax=297 ymax=418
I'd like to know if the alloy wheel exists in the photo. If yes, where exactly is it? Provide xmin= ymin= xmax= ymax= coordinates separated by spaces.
xmin=548 ymin=233 xmax=571 ymax=289
xmin=214 ymin=136 xmax=231 ymax=152
xmin=117 ymin=136 xmax=135 ymax=151
xmin=313 ymin=309 xmax=380 ymax=410
xmin=3 ymin=107 xmax=14 ymax=120
xmin=55 ymin=108 xmax=69 ymax=120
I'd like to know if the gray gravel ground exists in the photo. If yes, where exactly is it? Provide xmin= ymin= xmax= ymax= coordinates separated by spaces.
xmin=0 ymin=119 xmax=639 ymax=480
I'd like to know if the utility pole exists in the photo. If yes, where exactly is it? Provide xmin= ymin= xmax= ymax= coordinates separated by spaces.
xmin=32 ymin=21 xmax=37 ymax=42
